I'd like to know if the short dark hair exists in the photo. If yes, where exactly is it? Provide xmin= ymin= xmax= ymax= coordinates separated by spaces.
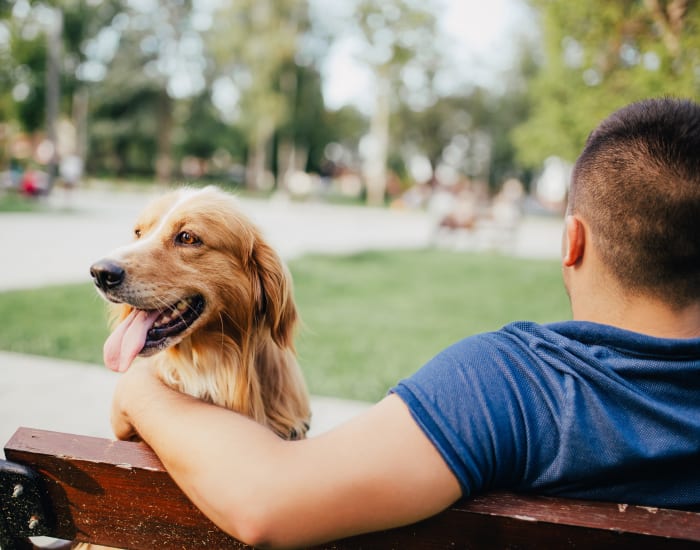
xmin=569 ymin=97 xmax=700 ymax=307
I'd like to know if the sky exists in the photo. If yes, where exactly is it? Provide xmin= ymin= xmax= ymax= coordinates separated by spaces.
xmin=316 ymin=0 xmax=538 ymax=112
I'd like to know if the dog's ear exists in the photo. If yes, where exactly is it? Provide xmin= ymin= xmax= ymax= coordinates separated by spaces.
xmin=251 ymin=238 xmax=298 ymax=348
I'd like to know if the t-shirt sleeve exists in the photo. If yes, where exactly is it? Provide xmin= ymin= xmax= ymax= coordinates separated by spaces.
xmin=390 ymin=333 xmax=531 ymax=497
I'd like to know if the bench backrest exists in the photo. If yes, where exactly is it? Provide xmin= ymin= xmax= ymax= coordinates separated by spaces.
xmin=2 ymin=427 xmax=700 ymax=549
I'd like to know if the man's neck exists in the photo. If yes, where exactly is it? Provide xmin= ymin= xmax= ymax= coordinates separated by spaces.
xmin=561 ymin=215 xmax=700 ymax=339
xmin=571 ymin=289 xmax=700 ymax=339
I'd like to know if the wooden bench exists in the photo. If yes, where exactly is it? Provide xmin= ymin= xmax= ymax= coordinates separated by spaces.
xmin=2 ymin=427 xmax=699 ymax=549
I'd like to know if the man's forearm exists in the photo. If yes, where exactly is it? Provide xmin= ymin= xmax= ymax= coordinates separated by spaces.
xmin=112 ymin=364 xmax=461 ymax=548
xmin=112 ymin=365 xmax=294 ymax=545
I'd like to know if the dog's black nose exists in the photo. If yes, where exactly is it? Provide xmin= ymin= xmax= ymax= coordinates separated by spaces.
xmin=90 ymin=260 xmax=125 ymax=291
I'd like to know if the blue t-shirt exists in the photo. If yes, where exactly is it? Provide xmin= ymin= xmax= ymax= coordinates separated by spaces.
xmin=391 ymin=321 xmax=700 ymax=510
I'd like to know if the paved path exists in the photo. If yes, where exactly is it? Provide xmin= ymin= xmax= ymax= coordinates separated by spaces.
xmin=0 ymin=185 xmax=563 ymax=457
xmin=0 ymin=351 xmax=371 ymax=453
xmin=1 ymin=186 xmax=437 ymax=291
xmin=1 ymin=185 xmax=562 ymax=291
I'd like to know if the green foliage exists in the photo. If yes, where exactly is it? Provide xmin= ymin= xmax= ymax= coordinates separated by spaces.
xmin=355 ymin=0 xmax=441 ymax=82
xmin=175 ymin=92 xmax=247 ymax=163
xmin=6 ymin=26 xmax=46 ymax=132
xmin=88 ymin=80 xmax=164 ymax=177
xmin=275 ymin=63 xmax=330 ymax=174
xmin=0 ymin=250 xmax=569 ymax=402
xmin=0 ymin=0 xmax=536 ymax=192
xmin=318 ymin=105 xmax=369 ymax=150
xmin=206 ymin=0 xmax=313 ymax=185
xmin=11 ymin=0 xmax=699 ymax=200
xmin=392 ymin=79 xmax=534 ymax=189
xmin=0 ymin=0 xmax=124 ymax=135
xmin=514 ymin=0 xmax=700 ymax=167
xmin=353 ymin=0 xmax=444 ymax=204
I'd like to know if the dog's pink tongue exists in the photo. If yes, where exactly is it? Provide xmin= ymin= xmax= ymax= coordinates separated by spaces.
xmin=104 ymin=309 xmax=159 ymax=372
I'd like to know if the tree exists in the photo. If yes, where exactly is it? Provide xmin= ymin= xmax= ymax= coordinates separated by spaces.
xmin=208 ymin=0 xmax=312 ymax=190
xmin=1 ymin=12 xmax=48 ymax=134
xmin=176 ymin=91 xmax=247 ymax=168
xmin=352 ymin=0 xmax=442 ymax=205
xmin=387 ymin=37 xmax=537 ymax=193
xmin=0 ymin=0 xmax=124 ymax=177
xmin=274 ymin=61 xmax=325 ymax=179
xmin=72 ymin=0 xmax=357 ymax=183
xmin=60 ymin=0 xmax=125 ymax=163
xmin=513 ymin=0 xmax=700 ymax=168
xmin=69 ymin=0 xmax=222 ymax=182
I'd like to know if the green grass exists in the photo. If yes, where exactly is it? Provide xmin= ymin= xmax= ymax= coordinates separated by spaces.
xmin=0 ymin=284 xmax=110 ymax=363
xmin=0 ymin=249 xmax=570 ymax=402
xmin=0 ymin=192 xmax=42 ymax=212
xmin=292 ymin=250 xmax=569 ymax=401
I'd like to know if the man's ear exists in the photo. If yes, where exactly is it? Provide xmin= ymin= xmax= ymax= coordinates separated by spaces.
xmin=562 ymin=215 xmax=586 ymax=267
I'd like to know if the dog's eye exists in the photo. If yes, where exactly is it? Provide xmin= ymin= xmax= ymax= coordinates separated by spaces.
xmin=134 ymin=228 xmax=141 ymax=239
xmin=175 ymin=231 xmax=201 ymax=246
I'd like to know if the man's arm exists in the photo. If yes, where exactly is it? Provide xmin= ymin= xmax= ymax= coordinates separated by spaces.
xmin=111 ymin=363 xmax=462 ymax=549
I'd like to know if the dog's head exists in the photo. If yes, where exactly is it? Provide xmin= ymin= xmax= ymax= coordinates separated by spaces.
xmin=90 ymin=186 xmax=297 ymax=372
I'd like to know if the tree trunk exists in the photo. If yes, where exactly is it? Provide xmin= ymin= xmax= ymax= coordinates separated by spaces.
xmin=246 ymin=118 xmax=274 ymax=190
xmin=363 ymin=74 xmax=390 ymax=206
xmin=155 ymin=90 xmax=173 ymax=185
xmin=45 ymin=8 xmax=62 ymax=192
xmin=72 ymin=87 xmax=89 ymax=164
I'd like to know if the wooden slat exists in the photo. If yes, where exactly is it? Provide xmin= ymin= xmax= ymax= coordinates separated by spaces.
xmin=4 ymin=427 xmax=700 ymax=549
xmin=459 ymin=492 xmax=700 ymax=540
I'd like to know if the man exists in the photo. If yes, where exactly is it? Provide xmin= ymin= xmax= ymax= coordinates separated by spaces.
xmin=111 ymin=97 xmax=700 ymax=548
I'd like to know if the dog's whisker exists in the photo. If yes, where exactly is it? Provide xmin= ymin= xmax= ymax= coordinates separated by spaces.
xmin=155 ymin=293 xmax=191 ymax=317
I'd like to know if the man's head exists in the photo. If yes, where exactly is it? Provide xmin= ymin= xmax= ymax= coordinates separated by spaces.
xmin=567 ymin=97 xmax=700 ymax=308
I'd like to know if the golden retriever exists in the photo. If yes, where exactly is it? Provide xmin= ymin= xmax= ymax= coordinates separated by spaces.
xmin=90 ymin=185 xmax=311 ymax=440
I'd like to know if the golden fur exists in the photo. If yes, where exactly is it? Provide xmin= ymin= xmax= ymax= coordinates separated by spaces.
xmin=93 ymin=186 xmax=310 ymax=439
